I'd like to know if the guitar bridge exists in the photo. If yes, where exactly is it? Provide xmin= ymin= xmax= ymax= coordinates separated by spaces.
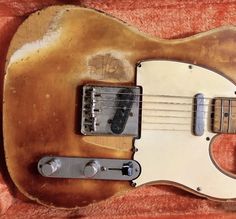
xmin=81 ymin=85 xmax=141 ymax=137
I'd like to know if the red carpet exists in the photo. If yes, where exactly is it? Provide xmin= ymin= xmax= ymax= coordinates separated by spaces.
xmin=1 ymin=0 xmax=236 ymax=218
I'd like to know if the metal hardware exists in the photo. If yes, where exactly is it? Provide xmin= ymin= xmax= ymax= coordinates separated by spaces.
xmin=40 ymin=158 xmax=61 ymax=176
xmin=110 ymin=88 xmax=135 ymax=134
xmin=83 ymin=160 xmax=100 ymax=178
xmin=193 ymin=93 xmax=205 ymax=136
xmin=38 ymin=156 xmax=141 ymax=180
xmin=197 ymin=187 xmax=202 ymax=192
xmin=81 ymin=85 xmax=141 ymax=136
xmin=121 ymin=162 xmax=133 ymax=176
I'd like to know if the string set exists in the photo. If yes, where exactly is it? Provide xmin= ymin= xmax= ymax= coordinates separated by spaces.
xmin=83 ymin=92 xmax=233 ymax=132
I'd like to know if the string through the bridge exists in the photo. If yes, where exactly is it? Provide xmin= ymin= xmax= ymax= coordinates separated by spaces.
xmin=97 ymin=106 xmax=209 ymax=114
xmin=83 ymin=94 xmax=235 ymax=109
xmin=92 ymin=99 xmax=212 ymax=107
xmin=85 ymin=92 xmax=214 ymax=100
xmin=83 ymin=92 xmax=235 ymax=131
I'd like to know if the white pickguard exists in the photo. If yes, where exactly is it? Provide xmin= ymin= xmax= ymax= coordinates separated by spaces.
xmin=134 ymin=60 xmax=236 ymax=199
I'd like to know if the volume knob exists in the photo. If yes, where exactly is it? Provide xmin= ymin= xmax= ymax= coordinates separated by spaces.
xmin=41 ymin=159 xmax=61 ymax=176
xmin=83 ymin=161 xmax=100 ymax=178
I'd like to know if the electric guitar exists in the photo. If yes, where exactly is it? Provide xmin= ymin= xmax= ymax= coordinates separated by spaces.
xmin=4 ymin=5 xmax=236 ymax=208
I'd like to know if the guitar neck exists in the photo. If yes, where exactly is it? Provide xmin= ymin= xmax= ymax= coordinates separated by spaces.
xmin=213 ymin=98 xmax=236 ymax=134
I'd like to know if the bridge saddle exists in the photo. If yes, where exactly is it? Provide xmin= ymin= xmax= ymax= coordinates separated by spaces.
xmin=81 ymin=85 xmax=141 ymax=137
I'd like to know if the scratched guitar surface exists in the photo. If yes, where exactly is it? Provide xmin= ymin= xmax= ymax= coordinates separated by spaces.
xmin=4 ymin=5 xmax=236 ymax=208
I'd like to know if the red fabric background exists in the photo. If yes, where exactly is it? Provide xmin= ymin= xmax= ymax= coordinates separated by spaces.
xmin=1 ymin=0 xmax=236 ymax=218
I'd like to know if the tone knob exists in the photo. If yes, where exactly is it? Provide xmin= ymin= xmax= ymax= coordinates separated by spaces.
xmin=83 ymin=161 xmax=100 ymax=178
xmin=41 ymin=159 xmax=61 ymax=176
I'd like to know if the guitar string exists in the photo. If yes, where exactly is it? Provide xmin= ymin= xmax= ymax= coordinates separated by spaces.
xmin=83 ymin=94 xmax=234 ymax=128
xmin=84 ymin=109 xmax=217 ymax=119
xmin=84 ymin=92 xmax=214 ymax=100
xmin=142 ymin=115 xmax=193 ymax=119
xmin=85 ymin=106 xmax=235 ymax=126
xmin=141 ymin=116 xmax=212 ymax=128
xmin=142 ymin=121 xmax=190 ymax=125
xmin=83 ymin=105 xmax=233 ymax=125
xmin=143 ymin=114 xmax=217 ymax=119
xmin=83 ymin=96 xmax=235 ymax=116
xmin=85 ymin=109 xmax=227 ymax=128
xmin=84 ymin=96 xmax=235 ymax=108
xmin=141 ymin=128 xmax=190 ymax=132
xmin=97 ymin=106 xmax=208 ymax=113
xmin=84 ymin=113 xmax=228 ymax=132
xmin=94 ymin=107 xmax=233 ymax=121
xmin=141 ymin=119 xmax=225 ymax=125
xmin=91 ymin=100 xmax=235 ymax=110
xmin=92 ymin=99 xmax=210 ymax=106
xmin=85 ymin=91 xmax=236 ymax=101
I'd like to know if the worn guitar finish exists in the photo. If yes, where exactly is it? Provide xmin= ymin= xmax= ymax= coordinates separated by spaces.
xmin=3 ymin=5 xmax=236 ymax=207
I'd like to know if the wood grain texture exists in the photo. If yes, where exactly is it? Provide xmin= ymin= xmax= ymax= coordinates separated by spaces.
xmin=3 ymin=5 xmax=236 ymax=208
xmin=2 ymin=1 xmax=236 ymax=218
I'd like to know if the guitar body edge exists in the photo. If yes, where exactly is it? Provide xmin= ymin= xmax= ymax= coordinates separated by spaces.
xmin=3 ymin=5 xmax=236 ymax=207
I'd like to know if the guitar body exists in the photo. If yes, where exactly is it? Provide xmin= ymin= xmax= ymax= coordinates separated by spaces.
xmin=3 ymin=5 xmax=236 ymax=207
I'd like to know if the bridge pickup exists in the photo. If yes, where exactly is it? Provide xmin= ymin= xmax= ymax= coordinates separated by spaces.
xmin=110 ymin=88 xmax=135 ymax=134
xmin=81 ymin=85 xmax=141 ymax=136
xmin=193 ymin=93 xmax=205 ymax=136
xmin=38 ymin=156 xmax=141 ymax=180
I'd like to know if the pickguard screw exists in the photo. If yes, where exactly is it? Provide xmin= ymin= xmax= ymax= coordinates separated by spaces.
xmin=132 ymin=147 xmax=138 ymax=152
xmin=197 ymin=187 xmax=201 ymax=192
xmin=224 ymin=112 xmax=229 ymax=117
xmin=131 ymin=182 xmax=137 ymax=187
xmin=188 ymin=65 xmax=193 ymax=69
xmin=137 ymin=63 xmax=142 ymax=68
xmin=206 ymin=137 xmax=210 ymax=141
xmin=100 ymin=166 xmax=107 ymax=171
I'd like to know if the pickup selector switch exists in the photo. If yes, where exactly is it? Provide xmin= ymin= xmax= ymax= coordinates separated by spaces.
xmin=83 ymin=161 xmax=100 ymax=178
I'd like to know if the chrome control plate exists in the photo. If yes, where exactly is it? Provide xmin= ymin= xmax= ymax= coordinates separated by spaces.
xmin=38 ymin=156 xmax=141 ymax=180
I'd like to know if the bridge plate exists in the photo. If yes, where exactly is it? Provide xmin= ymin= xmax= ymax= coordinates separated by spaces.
xmin=81 ymin=85 xmax=141 ymax=137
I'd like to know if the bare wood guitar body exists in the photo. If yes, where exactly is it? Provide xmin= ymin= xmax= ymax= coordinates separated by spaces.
xmin=3 ymin=5 xmax=236 ymax=207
